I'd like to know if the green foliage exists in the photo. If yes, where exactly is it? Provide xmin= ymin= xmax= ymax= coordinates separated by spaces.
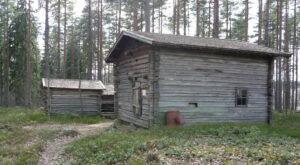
xmin=64 ymin=113 xmax=300 ymax=164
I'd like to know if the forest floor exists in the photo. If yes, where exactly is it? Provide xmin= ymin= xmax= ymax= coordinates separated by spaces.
xmin=0 ymin=107 xmax=111 ymax=165
xmin=1 ymin=107 xmax=300 ymax=165
xmin=63 ymin=112 xmax=300 ymax=165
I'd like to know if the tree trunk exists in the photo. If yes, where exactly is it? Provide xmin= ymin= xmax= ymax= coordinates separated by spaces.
xmin=117 ymin=0 xmax=122 ymax=35
xmin=257 ymin=0 xmax=262 ymax=44
xmin=263 ymin=0 xmax=270 ymax=47
xmin=159 ymin=0 xmax=162 ymax=33
xmin=45 ymin=0 xmax=50 ymax=79
xmin=57 ymin=0 xmax=61 ymax=75
xmin=63 ymin=0 xmax=67 ymax=78
xmin=133 ymin=0 xmax=138 ymax=31
xmin=196 ymin=0 xmax=200 ymax=36
xmin=87 ymin=0 xmax=93 ymax=79
xmin=212 ymin=0 xmax=219 ymax=38
xmin=225 ymin=0 xmax=229 ymax=38
xmin=45 ymin=0 xmax=51 ymax=112
xmin=292 ymin=0 xmax=297 ymax=110
xmin=145 ymin=0 xmax=150 ymax=32
xmin=140 ymin=4 xmax=144 ymax=31
xmin=208 ymin=0 xmax=211 ymax=37
xmin=152 ymin=0 xmax=155 ymax=32
xmin=229 ymin=4 xmax=232 ymax=39
xmin=172 ymin=0 xmax=176 ymax=34
xmin=244 ymin=0 xmax=249 ymax=41
xmin=97 ymin=0 xmax=103 ymax=81
xmin=183 ymin=0 xmax=187 ymax=35
xmin=3 ymin=0 xmax=9 ymax=107
xmin=284 ymin=0 xmax=290 ymax=111
xmin=25 ymin=0 xmax=33 ymax=108
xmin=176 ymin=0 xmax=180 ymax=35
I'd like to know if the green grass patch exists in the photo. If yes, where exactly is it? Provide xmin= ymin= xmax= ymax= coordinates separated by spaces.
xmin=0 ymin=107 xmax=107 ymax=165
xmin=64 ymin=113 xmax=300 ymax=165
xmin=0 ymin=127 xmax=59 ymax=165
xmin=0 ymin=107 xmax=106 ymax=126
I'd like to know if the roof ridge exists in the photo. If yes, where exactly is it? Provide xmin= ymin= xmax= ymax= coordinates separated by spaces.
xmin=129 ymin=31 xmax=283 ymax=51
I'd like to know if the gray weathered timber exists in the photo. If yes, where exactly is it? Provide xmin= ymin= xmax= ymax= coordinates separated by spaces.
xmin=42 ymin=78 xmax=105 ymax=115
xmin=113 ymin=41 xmax=153 ymax=128
xmin=157 ymin=48 xmax=269 ymax=123
xmin=44 ymin=89 xmax=102 ymax=115
xmin=107 ymin=31 xmax=289 ymax=128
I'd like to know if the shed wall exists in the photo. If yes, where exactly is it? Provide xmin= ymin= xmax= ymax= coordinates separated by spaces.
xmin=45 ymin=89 xmax=101 ymax=115
xmin=157 ymin=48 xmax=269 ymax=124
xmin=114 ymin=46 xmax=152 ymax=128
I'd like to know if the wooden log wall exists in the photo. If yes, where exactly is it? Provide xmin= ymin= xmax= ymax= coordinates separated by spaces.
xmin=45 ymin=89 xmax=101 ymax=115
xmin=114 ymin=44 xmax=152 ymax=128
xmin=157 ymin=48 xmax=270 ymax=124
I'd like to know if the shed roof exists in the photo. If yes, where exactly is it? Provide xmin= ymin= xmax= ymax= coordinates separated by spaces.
xmin=106 ymin=31 xmax=291 ymax=62
xmin=103 ymin=84 xmax=115 ymax=95
xmin=42 ymin=78 xmax=105 ymax=90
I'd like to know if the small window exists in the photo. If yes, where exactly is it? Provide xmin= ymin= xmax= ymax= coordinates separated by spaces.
xmin=132 ymin=82 xmax=142 ymax=117
xmin=236 ymin=88 xmax=248 ymax=107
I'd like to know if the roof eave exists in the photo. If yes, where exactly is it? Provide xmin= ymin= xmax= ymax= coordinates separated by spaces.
xmin=152 ymin=42 xmax=292 ymax=57
xmin=106 ymin=31 xmax=154 ymax=63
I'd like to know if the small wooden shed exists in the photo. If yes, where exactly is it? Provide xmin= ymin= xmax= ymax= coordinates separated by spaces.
xmin=106 ymin=31 xmax=291 ymax=128
xmin=42 ymin=78 xmax=105 ymax=115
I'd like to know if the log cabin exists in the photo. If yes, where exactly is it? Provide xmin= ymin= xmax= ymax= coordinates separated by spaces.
xmin=42 ymin=78 xmax=105 ymax=115
xmin=106 ymin=31 xmax=291 ymax=128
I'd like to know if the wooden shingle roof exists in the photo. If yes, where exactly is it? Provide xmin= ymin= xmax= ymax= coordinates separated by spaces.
xmin=106 ymin=31 xmax=291 ymax=62
xmin=42 ymin=78 xmax=105 ymax=90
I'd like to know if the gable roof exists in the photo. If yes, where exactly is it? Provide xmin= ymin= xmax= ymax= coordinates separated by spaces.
xmin=106 ymin=31 xmax=291 ymax=62
xmin=42 ymin=78 xmax=105 ymax=90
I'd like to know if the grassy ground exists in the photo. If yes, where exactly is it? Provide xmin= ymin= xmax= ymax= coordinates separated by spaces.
xmin=0 ymin=107 xmax=106 ymax=165
xmin=64 ymin=112 xmax=300 ymax=165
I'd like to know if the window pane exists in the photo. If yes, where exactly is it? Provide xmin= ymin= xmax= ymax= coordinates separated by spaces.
xmin=236 ymin=88 xmax=248 ymax=106
xmin=236 ymin=90 xmax=241 ymax=97
xmin=241 ymin=90 xmax=247 ymax=97
xmin=241 ymin=98 xmax=247 ymax=105
xmin=237 ymin=98 xmax=242 ymax=105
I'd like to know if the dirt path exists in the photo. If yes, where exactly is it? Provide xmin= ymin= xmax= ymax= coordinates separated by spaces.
xmin=24 ymin=122 xmax=113 ymax=165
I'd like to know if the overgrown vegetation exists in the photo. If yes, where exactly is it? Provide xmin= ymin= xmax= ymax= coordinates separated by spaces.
xmin=0 ymin=107 xmax=105 ymax=164
xmin=64 ymin=113 xmax=300 ymax=164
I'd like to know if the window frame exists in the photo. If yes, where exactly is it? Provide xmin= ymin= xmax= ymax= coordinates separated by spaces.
xmin=235 ymin=88 xmax=248 ymax=107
